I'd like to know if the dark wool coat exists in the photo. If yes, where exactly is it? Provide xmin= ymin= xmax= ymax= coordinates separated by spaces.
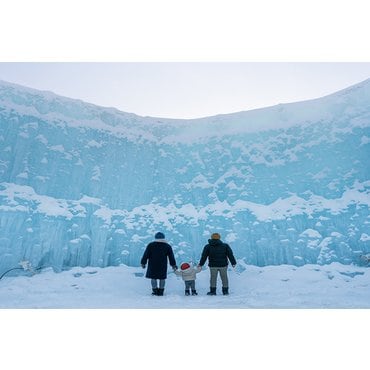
xmin=199 ymin=239 xmax=237 ymax=267
xmin=141 ymin=240 xmax=177 ymax=279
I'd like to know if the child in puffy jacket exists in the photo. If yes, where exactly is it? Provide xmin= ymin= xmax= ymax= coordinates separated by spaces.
xmin=174 ymin=262 xmax=202 ymax=295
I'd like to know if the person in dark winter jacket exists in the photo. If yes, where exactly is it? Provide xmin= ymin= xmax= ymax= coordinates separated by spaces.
xmin=141 ymin=232 xmax=177 ymax=296
xmin=197 ymin=233 xmax=236 ymax=295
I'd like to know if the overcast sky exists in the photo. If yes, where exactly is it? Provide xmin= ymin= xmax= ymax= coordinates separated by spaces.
xmin=1 ymin=63 xmax=370 ymax=119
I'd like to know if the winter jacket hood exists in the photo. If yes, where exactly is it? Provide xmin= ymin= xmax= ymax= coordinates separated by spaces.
xmin=208 ymin=239 xmax=222 ymax=245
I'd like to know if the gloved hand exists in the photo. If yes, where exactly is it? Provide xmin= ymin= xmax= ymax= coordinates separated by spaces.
xmin=141 ymin=264 xmax=146 ymax=269
xmin=172 ymin=265 xmax=178 ymax=271
xmin=232 ymin=264 xmax=236 ymax=268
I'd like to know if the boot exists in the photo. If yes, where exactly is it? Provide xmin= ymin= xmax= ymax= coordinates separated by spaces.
xmin=185 ymin=289 xmax=190 ymax=296
xmin=222 ymin=287 xmax=229 ymax=295
xmin=191 ymin=290 xmax=198 ymax=296
xmin=207 ymin=287 xmax=216 ymax=295
xmin=152 ymin=288 xmax=159 ymax=296
xmin=157 ymin=288 xmax=164 ymax=296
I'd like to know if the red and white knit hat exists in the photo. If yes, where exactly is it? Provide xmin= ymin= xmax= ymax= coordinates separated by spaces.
xmin=180 ymin=262 xmax=190 ymax=270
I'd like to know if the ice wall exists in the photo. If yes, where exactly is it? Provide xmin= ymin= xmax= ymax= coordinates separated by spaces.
xmin=0 ymin=79 xmax=370 ymax=272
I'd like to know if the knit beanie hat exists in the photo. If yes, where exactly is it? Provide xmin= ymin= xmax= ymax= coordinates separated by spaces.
xmin=211 ymin=233 xmax=221 ymax=240
xmin=180 ymin=262 xmax=190 ymax=270
xmin=155 ymin=232 xmax=165 ymax=239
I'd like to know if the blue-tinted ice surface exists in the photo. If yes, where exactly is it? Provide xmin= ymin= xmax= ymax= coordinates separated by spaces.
xmin=0 ymin=79 xmax=369 ymax=272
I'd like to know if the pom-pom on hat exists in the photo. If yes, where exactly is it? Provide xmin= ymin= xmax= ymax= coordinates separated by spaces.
xmin=180 ymin=262 xmax=190 ymax=270
xmin=155 ymin=232 xmax=165 ymax=239
xmin=211 ymin=233 xmax=221 ymax=240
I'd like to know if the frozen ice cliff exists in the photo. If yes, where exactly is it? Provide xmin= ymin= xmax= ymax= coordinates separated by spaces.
xmin=0 ymin=79 xmax=369 ymax=272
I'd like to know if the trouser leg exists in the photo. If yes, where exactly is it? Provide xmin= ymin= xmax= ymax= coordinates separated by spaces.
xmin=189 ymin=280 xmax=195 ymax=291
xmin=151 ymin=279 xmax=158 ymax=289
xmin=185 ymin=280 xmax=196 ymax=290
xmin=151 ymin=279 xmax=166 ymax=289
xmin=210 ymin=267 xmax=219 ymax=288
xmin=190 ymin=280 xmax=197 ymax=295
xmin=219 ymin=267 xmax=229 ymax=288
xmin=159 ymin=279 xmax=165 ymax=289
xmin=184 ymin=280 xmax=191 ymax=295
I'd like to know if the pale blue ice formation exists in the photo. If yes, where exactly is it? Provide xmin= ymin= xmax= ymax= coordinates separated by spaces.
xmin=0 ymin=79 xmax=369 ymax=273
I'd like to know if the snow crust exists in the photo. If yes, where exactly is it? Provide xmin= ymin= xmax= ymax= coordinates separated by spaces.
xmin=1 ymin=262 xmax=369 ymax=308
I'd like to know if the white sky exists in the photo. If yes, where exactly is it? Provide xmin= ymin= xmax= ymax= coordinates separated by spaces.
xmin=0 ymin=62 xmax=370 ymax=119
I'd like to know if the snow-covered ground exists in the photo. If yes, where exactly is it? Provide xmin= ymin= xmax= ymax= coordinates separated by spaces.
xmin=1 ymin=262 xmax=369 ymax=308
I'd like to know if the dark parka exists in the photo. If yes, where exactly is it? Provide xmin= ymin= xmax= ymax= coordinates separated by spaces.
xmin=141 ymin=240 xmax=177 ymax=279
xmin=199 ymin=239 xmax=236 ymax=267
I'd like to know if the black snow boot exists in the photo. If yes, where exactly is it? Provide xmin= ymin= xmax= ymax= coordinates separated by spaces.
xmin=191 ymin=290 xmax=198 ymax=296
xmin=222 ymin=287 xmax=229 ymax=295
xmin=207 ymin=287 xmax=216 ymax=295
xmin=152 ymin=288 xmax=159 ymax=296
xmin=157 ymin=288 xmax=164 ymax=296
xmin=185 ymin=289 xmax=190 ymax=296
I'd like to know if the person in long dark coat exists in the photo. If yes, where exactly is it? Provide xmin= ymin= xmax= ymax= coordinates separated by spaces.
xmin=141 ymin=232 xmax=177 ymax=296
xmin=198 ymin=232 xmax=236 ymax=295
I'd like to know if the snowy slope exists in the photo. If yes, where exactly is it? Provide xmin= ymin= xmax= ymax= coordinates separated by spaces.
xmin=0 ymin=79 xmax=370 ymax=273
